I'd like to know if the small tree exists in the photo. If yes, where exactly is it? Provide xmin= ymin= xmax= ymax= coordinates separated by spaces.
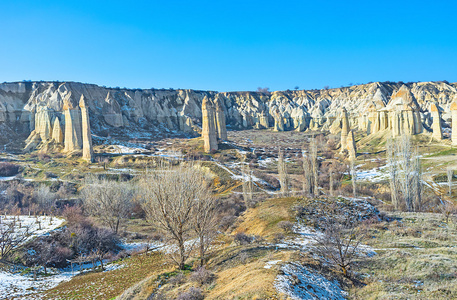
xmin=350 ymin=161 xmax=357 ymax=198
xmin=311 ymin=204 xmax=366 ymax=277
xmin=387 ymin=135 xmax=422 ymax=211
xmin=139 ymin=164 xmax=214 ymax=270
xmin=278 ymin=148 xmax=290 ymax=197
xmin=81 ymin=177 xmax=133 ymax=234
xmin=447 ymin=168 xmax=453 ymax=196
xmin=241 ymin=162 xmax=254 ymax=207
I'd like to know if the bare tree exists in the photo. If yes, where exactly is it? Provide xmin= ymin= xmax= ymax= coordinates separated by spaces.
xmin=310 ymin=137 xmax=319 ymax=197
xmin=302 ymin=149 xmax=313 ymax=196
xmin=193 ymin=193 xmax=218 ymax=267
xmin=350 ymin=161 xmax=357 ymax=198
xmin=329 ymin=166 xmax=334 ymax=197
xmin=81 ymin=177 xmax=133 ymax=234
xmin=278 ymin=148 xmax=290 ymax=197
xmin=447 ymin=168 xmax=453 ymax=196
xmin=139 ymin=164 xmax=214 ymax=270
xmin=311 ymin=205 xmax=366 ymax=277
xmin=387 ymin=135 xmax=422 ymax=211
xmin=35 ymin=185 xmax=55 ymax=213
xmin=241 ymin=162 xmax=254 ymax=206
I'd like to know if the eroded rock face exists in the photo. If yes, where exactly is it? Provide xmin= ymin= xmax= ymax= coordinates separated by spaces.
xmin=1 ymin=81 xmax=457 ymax=149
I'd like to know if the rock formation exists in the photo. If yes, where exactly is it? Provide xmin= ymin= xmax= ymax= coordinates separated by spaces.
xmin=386 ymin=85 xmax=422 ymax=137
xmin=340 ymin=108 xmax=349 ymax=152
xmin=2 ymin=80 xmax=457 ymax=151
xmin=51 ymin=118 xmax=64 ymax=144
xmin=451 ymin=99 xmax=457 ymax=145
xmin=430 ymin=102 xmax=443 ymax=140
xmin=63 ymin=93 xmax=82 ymax=153
xmin=201 ymin=96 xmax=218 ymax=152
xmin=214 ymin=95 xmax=227 ymax=140
xmin=273 ymin=108 xmax=284 ymax=131
xmin=79 ymin=94 xmax=94 ymax=162
xmin=347 ymin=129 xmax=357 ymax=161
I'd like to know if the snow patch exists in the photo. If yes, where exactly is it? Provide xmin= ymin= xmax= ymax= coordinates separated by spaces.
xmin=274 ymin=263 xmax=347 ymax=300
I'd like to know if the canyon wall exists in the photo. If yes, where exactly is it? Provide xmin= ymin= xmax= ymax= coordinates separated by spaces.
xmin=0 ymin=81 xmax=456 ymax=148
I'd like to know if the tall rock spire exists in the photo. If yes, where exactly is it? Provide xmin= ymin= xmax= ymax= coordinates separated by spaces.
xmin=214 ymin=95 xmax=228 ymax=140
xmin=340 ymin=107 xmax=349 ymax=153
xmin=201 ymin=96 xmax=218 ymax=152
xmin=51 ymin=118 xmax=64 ymax=144
xmin=63 ymin=92 xmax=83 ymax=152
xmin=451 ymin=97 xmax=457 ymax=145
xmin=347 ymin=129 xmax=357 ymax=161
xmin=79 ymin=94 xmax=94 ymax=162
xmin=430 ymin=102 xmax=443 ymax=141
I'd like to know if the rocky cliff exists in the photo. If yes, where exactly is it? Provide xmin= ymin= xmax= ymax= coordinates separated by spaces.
xmin=0 ymin=81 xmax=456 ymax=149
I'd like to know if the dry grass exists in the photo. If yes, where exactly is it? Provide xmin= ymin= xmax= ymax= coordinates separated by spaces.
xmin=39 ymin=252 xmax=172 ymax=300
xmin=232 ymin=197 xmax=299 ymax=240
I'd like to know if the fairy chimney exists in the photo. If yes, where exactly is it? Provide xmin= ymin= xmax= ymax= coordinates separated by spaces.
xmin=340 ymin=108 xmax=349 ymax=153
xmin=79 ymin=94 xmax=94 ymax=162
xmin=51 ymin=118 xmax=64 ymax=144
xmin=202 ymin=96 xmax=218 ymax=152
xmin=451 ymin=99 xmax=457 ymax=145
xmin=214 ymin=95 xmax=228 ymax=140
xmin=63 ymin=92 xmax=83 ymax=152
xmin=430 ymin=102 xmax=443 ymax=141
xmin=347 ymin=129 xmax=357 ymax=161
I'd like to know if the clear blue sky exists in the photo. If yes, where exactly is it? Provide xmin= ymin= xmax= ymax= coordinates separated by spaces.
xmin=1 ymin=1 xmax=456 ymax=92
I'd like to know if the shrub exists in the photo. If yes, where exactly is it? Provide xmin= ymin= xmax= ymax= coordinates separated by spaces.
xmin=0 ymin=162 xmax=20 ymax=177
xmin=277 ymin=221 xmax=294 ymax=233
xmin=169 ymin=272 xmax=186 ymax=286
xmin=190 ymin=267 xmax=215 ymax=285
xmin=176 ymin=287 xmax=204 ymax=300
xmin=234 ymin=232 xmax=254 ymax=245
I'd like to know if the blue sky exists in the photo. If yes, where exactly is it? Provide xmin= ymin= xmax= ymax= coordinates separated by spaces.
xmin=0 ymin=1 xmax=456 ymax=92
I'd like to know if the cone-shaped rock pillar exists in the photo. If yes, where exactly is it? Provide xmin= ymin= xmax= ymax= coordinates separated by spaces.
xmin=347 ymin=129 xmax=357 ymax=161
xmin=214 ymin=95 xmax=228 ymax=140
xmin=51 ymin=118 xmax=64 ymax=144
xmin=63 ymin=92 xmax=83 ymax=152
xmin=340 ymin=108 xmax=349 ymax=153
xmin=79 ymin=94 xmax=94 ymax=162
xmin=202 ymin=96 xmax=218 ymax=152
xmin=451 ymin=100 xmax=457 ymax=145
xmin=430 ymin=102 xmax=443 ymax=141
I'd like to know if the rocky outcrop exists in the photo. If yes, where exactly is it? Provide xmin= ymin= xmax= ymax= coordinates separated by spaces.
xmin=201 ymin=96 xmax=218 ymax=152
xmin=430 ymin=102 xmax=443 ymax=140
xmin=2 ymin=81 xmax=457 ymax=150
xmin=79 ymin=95 xmax=94 ymax=162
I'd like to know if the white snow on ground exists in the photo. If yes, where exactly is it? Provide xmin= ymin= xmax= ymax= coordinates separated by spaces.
xmin=264 ymin=260 xmax=282 ymax=269
xmin=105 ymin=145 xmax=147 ymax=154
xmin=0 ymin=269 xmax=74 ymax=299
xmin=0 ymin=215 xmax=65 ymax=242
xmin=0 ymin=175 xmax=17 ymax=181
xmin=275 ymin=262 xmax=348 ymax=300
xmin=275 ymin=224 xmax=321 ymax=250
